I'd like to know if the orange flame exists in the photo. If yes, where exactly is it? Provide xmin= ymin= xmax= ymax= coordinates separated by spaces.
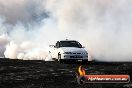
xmin=78 ymin=65 xmax=86 ymax=76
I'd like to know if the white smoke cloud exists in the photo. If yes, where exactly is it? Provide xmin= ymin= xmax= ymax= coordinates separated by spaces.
xmin=0 ymin=0 xmax=132 ymax=61
xmin=43 ymin=0 xmax=132 ymax=61
xmin=0 ymin=34 xmax=9 ymax=57
xmin=4 ymin=41 xmax=19 ymax=59
xmin=0 ymin=0 xmax=47 ymax=24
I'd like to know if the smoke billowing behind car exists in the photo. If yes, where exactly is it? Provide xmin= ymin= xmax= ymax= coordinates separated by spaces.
xmin=49 ymin=39 xmax=88 ymax=62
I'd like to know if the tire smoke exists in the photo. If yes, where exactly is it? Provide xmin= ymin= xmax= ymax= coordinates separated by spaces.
xmin=0 ymin=0 xmax=132 ymax=61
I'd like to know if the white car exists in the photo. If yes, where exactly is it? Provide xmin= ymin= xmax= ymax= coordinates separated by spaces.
xmin=49 ymin=39 xmax=88 ymax=62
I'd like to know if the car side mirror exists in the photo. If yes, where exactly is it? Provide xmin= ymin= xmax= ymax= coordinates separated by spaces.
xmin=56 ymin=46 xmax=60 ymax=48
xmin=49 ymin=45 xmax=55 ymax=48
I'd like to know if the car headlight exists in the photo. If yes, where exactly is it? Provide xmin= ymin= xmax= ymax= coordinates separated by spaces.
xmin=63 ymin=52 xmax=72 ymax=54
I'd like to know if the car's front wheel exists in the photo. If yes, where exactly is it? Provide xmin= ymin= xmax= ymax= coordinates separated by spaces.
xmin=58 ymin=53 xmax=61 ymax=62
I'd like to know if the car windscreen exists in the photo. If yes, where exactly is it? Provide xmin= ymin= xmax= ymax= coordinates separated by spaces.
xmin=60 ymin=41 xmax=82 ymax=48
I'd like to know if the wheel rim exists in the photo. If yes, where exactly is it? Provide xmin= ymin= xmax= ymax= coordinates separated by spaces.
xmin=58 ymin=54 xmax=61 ymax=61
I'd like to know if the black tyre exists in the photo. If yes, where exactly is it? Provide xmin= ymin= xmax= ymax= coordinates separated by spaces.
xmin=58 ymin=53 xmax=61 ymax=62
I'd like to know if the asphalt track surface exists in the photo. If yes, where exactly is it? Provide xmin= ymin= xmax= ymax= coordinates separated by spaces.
xmin=0 ymin=58 xmax=132 ymax=88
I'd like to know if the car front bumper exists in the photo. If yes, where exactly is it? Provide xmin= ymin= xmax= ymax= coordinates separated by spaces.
xmin=62 ymin=54 xmax=88 ymax=60
xmin=59 ymin=58 xmax=88 ymax=63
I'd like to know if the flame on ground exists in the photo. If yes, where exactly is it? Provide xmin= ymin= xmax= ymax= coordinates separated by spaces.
xmin=78 ymin=65 xmax=86 ymax=76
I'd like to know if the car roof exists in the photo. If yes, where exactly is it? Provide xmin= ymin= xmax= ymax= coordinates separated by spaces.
xmin=59 ymin=39 xmax=77 ymax=42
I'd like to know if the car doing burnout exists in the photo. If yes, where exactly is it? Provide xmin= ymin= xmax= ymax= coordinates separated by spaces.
xmin=49 ymin=39 xmax=88 ymax=62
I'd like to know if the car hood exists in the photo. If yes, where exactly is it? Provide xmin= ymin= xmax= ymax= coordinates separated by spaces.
xmin=60 ymin=47 xmax=87 ymax=53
